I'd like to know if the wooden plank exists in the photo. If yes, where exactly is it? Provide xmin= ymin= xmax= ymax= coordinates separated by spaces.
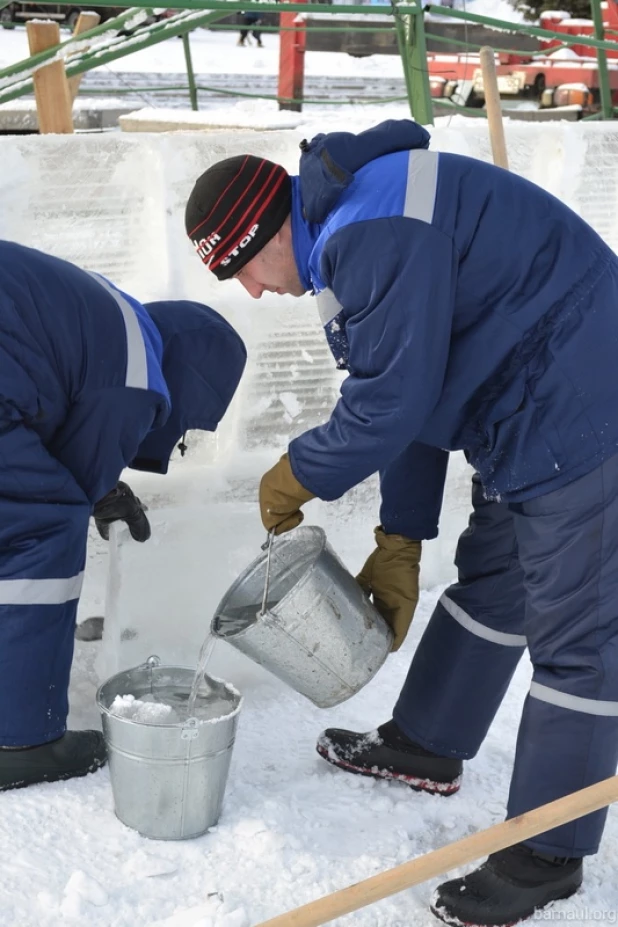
xmin=254 ymin=774 xmax=618 ymax=927
xmin=479 ymin=46 xmax=509 ymax=168
xmin=26 ymin=20 xmax=73 ymax=134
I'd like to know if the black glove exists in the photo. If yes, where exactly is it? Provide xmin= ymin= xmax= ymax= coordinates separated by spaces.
xmin=93 ymin=481 xmax=151 ymax=542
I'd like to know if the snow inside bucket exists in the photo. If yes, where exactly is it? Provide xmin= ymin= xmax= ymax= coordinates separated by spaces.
xmin=96 ymin=657 xmax=242 ymax=840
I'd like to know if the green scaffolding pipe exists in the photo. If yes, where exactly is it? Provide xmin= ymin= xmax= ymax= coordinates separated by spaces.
xmin=424 ymin=31 xmax=577 ymax=60
xmin=591 ymin=0 xmax=614 ymax=119
xmin=205 ymin=22 xmax=396 ymax=33
xmin=434 ymin=99 xmax=488 ymax=117
xmin=408 ymin=10 xmax=434 ymax=124
xmin=391 ymin=0 xmax=434 ymax=123
xmin=64 ymin=11 xmax=227 ymax=72
xmin=0 ymin=9 xmax=228 ymax=103
xmin=424 ymin=30 xmax=572 ymax=59
xmin=579 ymin=109 xmax=618 ymax=119
xmin=0 ymin=7 xmax=155 ymax=81
xmin=424 ymin=4 xmax=618 ymax=54
xmin=17 ymin=0 xmax=423 ymax=14
xmin=424 ymin=29 xmax=540 ymax=56
xmin=75 ymin=83 xmax=410 ymax=104
xmin=181 ymin=32 xmax=198 ymax=111
xmin=530 ymin=41 xmax=568 ymax=56
xmin=394 ymin=13 xmax=414 ymax=117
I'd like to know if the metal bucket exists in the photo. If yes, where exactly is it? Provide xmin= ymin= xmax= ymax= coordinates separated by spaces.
xmin=96 ymin=657 xmax=242 ymax=840
xmin=211 ymin=526 xmax=393 ymax=708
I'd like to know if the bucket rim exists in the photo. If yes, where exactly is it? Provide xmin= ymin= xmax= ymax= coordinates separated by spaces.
xmin=210 ymin=525 xmax=327 ymax=640
xmin=96 ymin=663 xmax=243 ymax=728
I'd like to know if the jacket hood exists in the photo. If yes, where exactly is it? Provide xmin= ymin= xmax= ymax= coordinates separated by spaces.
xmin=132 ymin=300 xmax=246 ymax=474
xmin=298 ymin=120 xmax=431 ymax=224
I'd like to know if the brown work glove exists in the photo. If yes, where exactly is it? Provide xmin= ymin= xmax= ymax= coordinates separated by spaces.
xmin=259 ymin=453 xmax=316 ymax=535
xmin=357 ymin=527 xmax=421 ymax=651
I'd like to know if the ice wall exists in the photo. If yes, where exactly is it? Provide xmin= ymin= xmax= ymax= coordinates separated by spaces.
xmin=2 ymin=122 xmax=618 ymax=671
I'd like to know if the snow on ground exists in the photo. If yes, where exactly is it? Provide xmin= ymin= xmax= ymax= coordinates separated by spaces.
xmin=0 ymin=443 xmax=614 ymax=927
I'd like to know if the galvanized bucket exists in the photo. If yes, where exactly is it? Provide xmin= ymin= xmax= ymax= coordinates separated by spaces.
xmin=96 ymin=657 xmax=242 ymax=840
xmin=211 ymin=526 xmax=393 ymax=708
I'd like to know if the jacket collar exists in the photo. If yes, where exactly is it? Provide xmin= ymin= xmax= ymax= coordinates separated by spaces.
xmin=290 ymin=175 xmax=320 ymax=294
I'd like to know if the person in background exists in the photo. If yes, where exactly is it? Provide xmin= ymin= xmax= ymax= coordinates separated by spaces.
xmin=0 ymin=240 xmax=246 ymax=791
xmin=237 ymin=9 xmax=263 ymax=46
xmin=184 ymin=121 xmax=618 ymax=926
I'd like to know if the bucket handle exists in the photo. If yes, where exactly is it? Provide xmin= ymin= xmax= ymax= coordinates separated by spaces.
xmin=259 ymin=529 xmax=275 ymax=617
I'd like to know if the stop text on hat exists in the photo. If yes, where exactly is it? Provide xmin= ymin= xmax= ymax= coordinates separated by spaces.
xmin=193 ymin=223 xmax=260 ymax=270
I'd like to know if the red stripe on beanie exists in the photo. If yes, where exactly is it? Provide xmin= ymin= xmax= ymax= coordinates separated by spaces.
xmin=209 ymin=171 xmax=288 ymax=271
xmin=187 ymin=154 xmax=258 ymax=238
xmin=208 ymin=165 xmax=283 ymax=264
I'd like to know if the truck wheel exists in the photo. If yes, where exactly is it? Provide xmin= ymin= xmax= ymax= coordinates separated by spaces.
xmin=533 ymin=74 xmax=546 ymax=99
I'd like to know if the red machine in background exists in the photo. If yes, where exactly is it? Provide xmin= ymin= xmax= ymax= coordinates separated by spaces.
xmin=427 ymin=0 xmax=618 ymax=115
xmin=539 ymin=0 xmax=618 ymax=58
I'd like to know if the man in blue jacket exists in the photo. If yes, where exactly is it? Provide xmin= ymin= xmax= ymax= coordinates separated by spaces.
xmin=0 ymin=240 xmax=246 ymax=792
xmin=185 ymin=122 xmax=618 ymax=925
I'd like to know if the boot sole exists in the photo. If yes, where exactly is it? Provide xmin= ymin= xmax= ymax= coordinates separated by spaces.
xmin=430 ymin=880 xmax=582 ymax=926
xmin=316 ymin=743 xmax=461 ymax=796
xmin=0 ymin=755 xmax=106 ymax=792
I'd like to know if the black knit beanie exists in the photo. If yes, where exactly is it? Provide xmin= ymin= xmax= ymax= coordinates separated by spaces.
xmin=185 ymin=154 xmax=292 ymax=281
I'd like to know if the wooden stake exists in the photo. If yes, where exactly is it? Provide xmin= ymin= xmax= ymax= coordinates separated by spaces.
xmin=68 ymin=11 xmax=101 ymax=104
xmin=26 ymin=20 xmax=73 ymax=134
xmin=479 ymin=45 xmax=509 ymax=169
xmin=253 ymin=773 xmax=618 ymax=927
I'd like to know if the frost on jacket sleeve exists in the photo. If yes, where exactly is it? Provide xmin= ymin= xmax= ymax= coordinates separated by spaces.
xmin=379 ymin=441 xmax=449 ymax=541
xmin=289 ymin=216 xmax=458 ymax=501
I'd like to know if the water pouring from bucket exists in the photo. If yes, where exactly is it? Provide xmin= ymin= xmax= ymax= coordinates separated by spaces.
xmin=186 ymin=635 xmax=237 ymax=718
xmin=211 ymin=526 xmax=393 ymax=709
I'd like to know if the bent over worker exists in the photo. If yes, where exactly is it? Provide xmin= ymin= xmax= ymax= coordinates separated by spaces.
xmin=0 ymin=240 xmax=246 ymax=791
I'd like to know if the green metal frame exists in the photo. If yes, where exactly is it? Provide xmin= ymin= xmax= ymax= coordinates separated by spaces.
xmin=0 ymin=9 xmax=230 ymax=105
xmin=1 ymin=0 xmax=616 ymax=120
xmin=0 ymin=0 xmax=430 ymax=115
xmin=591 ymin=0 xmax=614 ymax=119
xmin=181 ymin=32 xmax=198 ymax=111
xmin=392 ymin=0 xmax=433 ymax=124
xmin=8 ymin=1 xmax=421 ymax=14
xmin=0 ymin=7 xmax=155 ymax=81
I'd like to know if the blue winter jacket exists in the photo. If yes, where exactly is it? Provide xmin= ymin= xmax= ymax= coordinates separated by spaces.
xmin=0 ymin=241 xmax=246 ymax=506
xmin=286 ymin=120 xmax=618 ymax=540
xmin=0 ymin=241 xmax=246 ymax=746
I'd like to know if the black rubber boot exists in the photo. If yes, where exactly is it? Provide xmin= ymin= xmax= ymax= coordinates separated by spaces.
xmin=316 ymin=719 xmax=462 ymax=795
xmin=431 ymin=842 xmax=584 ymax=926
xmin=0 ymin=730 xmax=107 ymax=791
